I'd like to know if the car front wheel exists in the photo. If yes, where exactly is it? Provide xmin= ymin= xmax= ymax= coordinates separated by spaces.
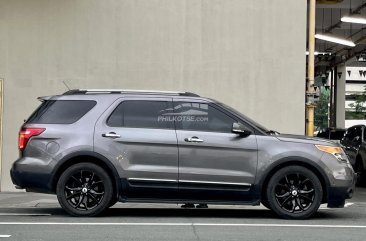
xmin=266 ymin=165 xmax=323 ymax=219
xmin=56 ymin=162 xmax=113 ymax=217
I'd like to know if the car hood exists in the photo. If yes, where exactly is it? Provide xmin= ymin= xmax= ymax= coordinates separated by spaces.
xmin=275 ymin=134 xmax=338 ymax=146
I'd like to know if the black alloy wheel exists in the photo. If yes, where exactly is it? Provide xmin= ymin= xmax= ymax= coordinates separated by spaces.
xmin=64 ymin=170 xmax=104 ymax=210
xmin=266 ymin=166 xmax=323 ymax=219
xmin=57 ymin=163 xmax=114 ymax=217
xmin=274 ymin=173 xmax=315 ymax=213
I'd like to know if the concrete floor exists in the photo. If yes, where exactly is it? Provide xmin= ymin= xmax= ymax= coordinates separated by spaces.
xmin=0 ymin=188 xmax=366 ymax=241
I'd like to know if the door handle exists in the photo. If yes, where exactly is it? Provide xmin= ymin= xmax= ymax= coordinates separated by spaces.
xmin=102 ymin=132 xmax=121 ymax=139
xmin=184 ymin=136 xmax=204 ymax=143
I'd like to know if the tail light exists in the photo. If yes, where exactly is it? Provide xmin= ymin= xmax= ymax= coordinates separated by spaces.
xmin=18 ymin=128 xmax=45 ymax=151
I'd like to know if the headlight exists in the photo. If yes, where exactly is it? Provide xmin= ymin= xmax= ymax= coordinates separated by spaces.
xmin=315 ymin=145 xmax=349 ymax=164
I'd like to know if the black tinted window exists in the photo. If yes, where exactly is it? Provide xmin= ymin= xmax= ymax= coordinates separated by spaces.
xmin=345 ymin=127 xmax=362 ymax=142
xmin=107 ymin=100 xmax=173 ymax=129
xmin=27 ymin=100 xmax=96 ymax=124
xmin=173 ymin=102 xmax=235 ymax=133
xmin=345 ymin=128 xmax=355 ymax=140
xmin=330 ymin=130 xmax=346 ymax=140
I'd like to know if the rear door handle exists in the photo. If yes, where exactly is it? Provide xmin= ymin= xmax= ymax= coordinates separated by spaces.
xmin=102 ymin=132 xmax=121 ymax=139
xmin=184 ymin=136 xmax=204 ymax=143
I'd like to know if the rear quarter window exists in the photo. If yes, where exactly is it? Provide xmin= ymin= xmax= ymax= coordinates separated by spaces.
xmin=27 ymin=100 xmax=96 ymax=124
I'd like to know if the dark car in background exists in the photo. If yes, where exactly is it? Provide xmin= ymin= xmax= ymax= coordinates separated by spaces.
xmin=316 ymin=128 xmax=346 ymax=144
xmin=340 ymin=125 xmax=366 ymax=185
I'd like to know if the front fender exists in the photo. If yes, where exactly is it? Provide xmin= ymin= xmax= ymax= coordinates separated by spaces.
xmin=256 ymin=156 xmax=331 ymax=187
xmin=252 ymin=156 xmax=331 ymax=203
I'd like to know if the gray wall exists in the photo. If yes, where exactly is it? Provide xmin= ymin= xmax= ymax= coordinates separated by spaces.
xmin=0 ymin=0 xmax=307 ymax=191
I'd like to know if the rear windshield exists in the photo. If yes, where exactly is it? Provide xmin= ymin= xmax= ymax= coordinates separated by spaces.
xmin=27 ymin=100 xmax=96 ymax=124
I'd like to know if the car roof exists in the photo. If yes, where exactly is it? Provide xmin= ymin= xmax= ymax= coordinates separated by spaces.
xmin=37 ymin=89 xmax=215 ymax=103
xmin=62 ymin=89 xmax=200 ymax=97
xmin=348 ymin=124 xmax=366 ymax=128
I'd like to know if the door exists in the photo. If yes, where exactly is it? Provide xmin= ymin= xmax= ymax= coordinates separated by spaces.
xmin=172 ymin=99 xmax=258 ymax=202
xmin=94 ymin=97 xmax=179 ymax=199
xmin=342 ymin=126 xmax=362 ymax=166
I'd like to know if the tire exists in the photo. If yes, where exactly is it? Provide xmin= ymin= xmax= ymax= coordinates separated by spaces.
xmin=56 ymin=162 xmax=114 ymax=217
xmin=261 ymin=199 xmax=271 ymax=210
xmin=109 ymin=198 xmax=118 ymax=208
xmin=266 ymin=165 xmax=323 ymax=219
xmin=355 ymin=160 xmax=366 ymax=187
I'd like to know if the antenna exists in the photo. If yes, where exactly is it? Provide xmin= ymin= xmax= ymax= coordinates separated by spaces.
xmin=62 ymin=80 xmax=71 ymax=90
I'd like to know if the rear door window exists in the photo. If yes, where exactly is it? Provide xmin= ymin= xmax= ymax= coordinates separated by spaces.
xmin=107 ymin=100 xmax=173 ymax=129
xmin=27 ymin=100 xmax=96 ymax=124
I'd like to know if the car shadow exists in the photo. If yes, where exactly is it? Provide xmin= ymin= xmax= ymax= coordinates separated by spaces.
xmin=102 ymin=207 xmax=346 ymax=220
xmin=104 ymin=207 xmax=279 ymax=219
xmin=0 ymin=206 xmax=353 ymax=220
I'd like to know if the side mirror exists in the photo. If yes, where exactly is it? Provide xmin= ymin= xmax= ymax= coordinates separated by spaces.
xmin=232 ymin=122 xmax=252 ymax=136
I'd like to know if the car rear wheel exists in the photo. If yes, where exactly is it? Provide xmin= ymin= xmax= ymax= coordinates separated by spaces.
xmin=56 ymin=162 xmax=113 ymax=217
xmin=266 ymin=165 xmax=323 ymax=219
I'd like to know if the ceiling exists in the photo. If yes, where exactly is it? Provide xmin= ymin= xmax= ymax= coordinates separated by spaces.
xmin=314 ymin=0 xmax=366 ymax=69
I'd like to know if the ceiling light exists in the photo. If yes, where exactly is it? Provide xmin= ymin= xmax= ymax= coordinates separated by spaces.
xmin=315 ymin=33 xmax=356 ymax=47
xmin=341 ymin=15 xmax=366 ymax=24
xmin=306 ymin=51 xmax=332 ymax=56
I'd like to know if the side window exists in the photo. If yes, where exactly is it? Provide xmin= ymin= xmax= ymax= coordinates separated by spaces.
xmin=345 ymin=128 xmax=354 ymax=141
xmin=355 ymin=127 xmax=362 ymax=140
xmin=27 ymin=100 xmax=96 ymax=124
xmin=173 ymin=102 xmax=235 ymax=133
xmin=345 ymin=127 xmax=361 ymax=143
xmin=107 ymin=100 xmax=173 ymax=129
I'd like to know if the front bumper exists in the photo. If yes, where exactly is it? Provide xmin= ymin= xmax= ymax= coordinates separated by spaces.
xmin=327 ymin=186 xmax=354 ymax=208
xmin=327 ymin=173 xmax=356 ymax=208
xmin=319 ymin=151 xmax=356 ymax=208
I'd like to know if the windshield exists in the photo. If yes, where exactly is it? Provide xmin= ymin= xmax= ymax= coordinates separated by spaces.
xmin=216 ymin=102 xmax=269 ymax=133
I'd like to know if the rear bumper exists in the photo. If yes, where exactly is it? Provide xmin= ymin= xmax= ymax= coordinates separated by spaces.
xmin=10 ymin=158 xmax=54 ymax=193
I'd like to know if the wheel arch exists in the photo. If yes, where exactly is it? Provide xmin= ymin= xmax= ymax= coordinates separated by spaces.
xmin=51 ymin=151 xmax=121 ymax=199
xmin=258 ymin=157 xmax=330 ymax=204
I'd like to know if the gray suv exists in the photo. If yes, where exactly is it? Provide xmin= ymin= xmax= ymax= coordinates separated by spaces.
xmin=11 ymin=89 xmax=355 ymax=219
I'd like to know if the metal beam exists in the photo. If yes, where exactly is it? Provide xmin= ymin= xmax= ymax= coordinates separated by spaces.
xmin=324 ymin=3 xmax=366 ymax=33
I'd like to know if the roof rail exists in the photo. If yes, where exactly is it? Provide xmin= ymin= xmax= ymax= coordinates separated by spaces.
xmin=62 ymin=89 xmax=200 ymax=97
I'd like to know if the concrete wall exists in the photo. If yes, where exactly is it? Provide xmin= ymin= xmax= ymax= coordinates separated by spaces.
xmin=0 ymin=0 xmax=307 ymax=191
